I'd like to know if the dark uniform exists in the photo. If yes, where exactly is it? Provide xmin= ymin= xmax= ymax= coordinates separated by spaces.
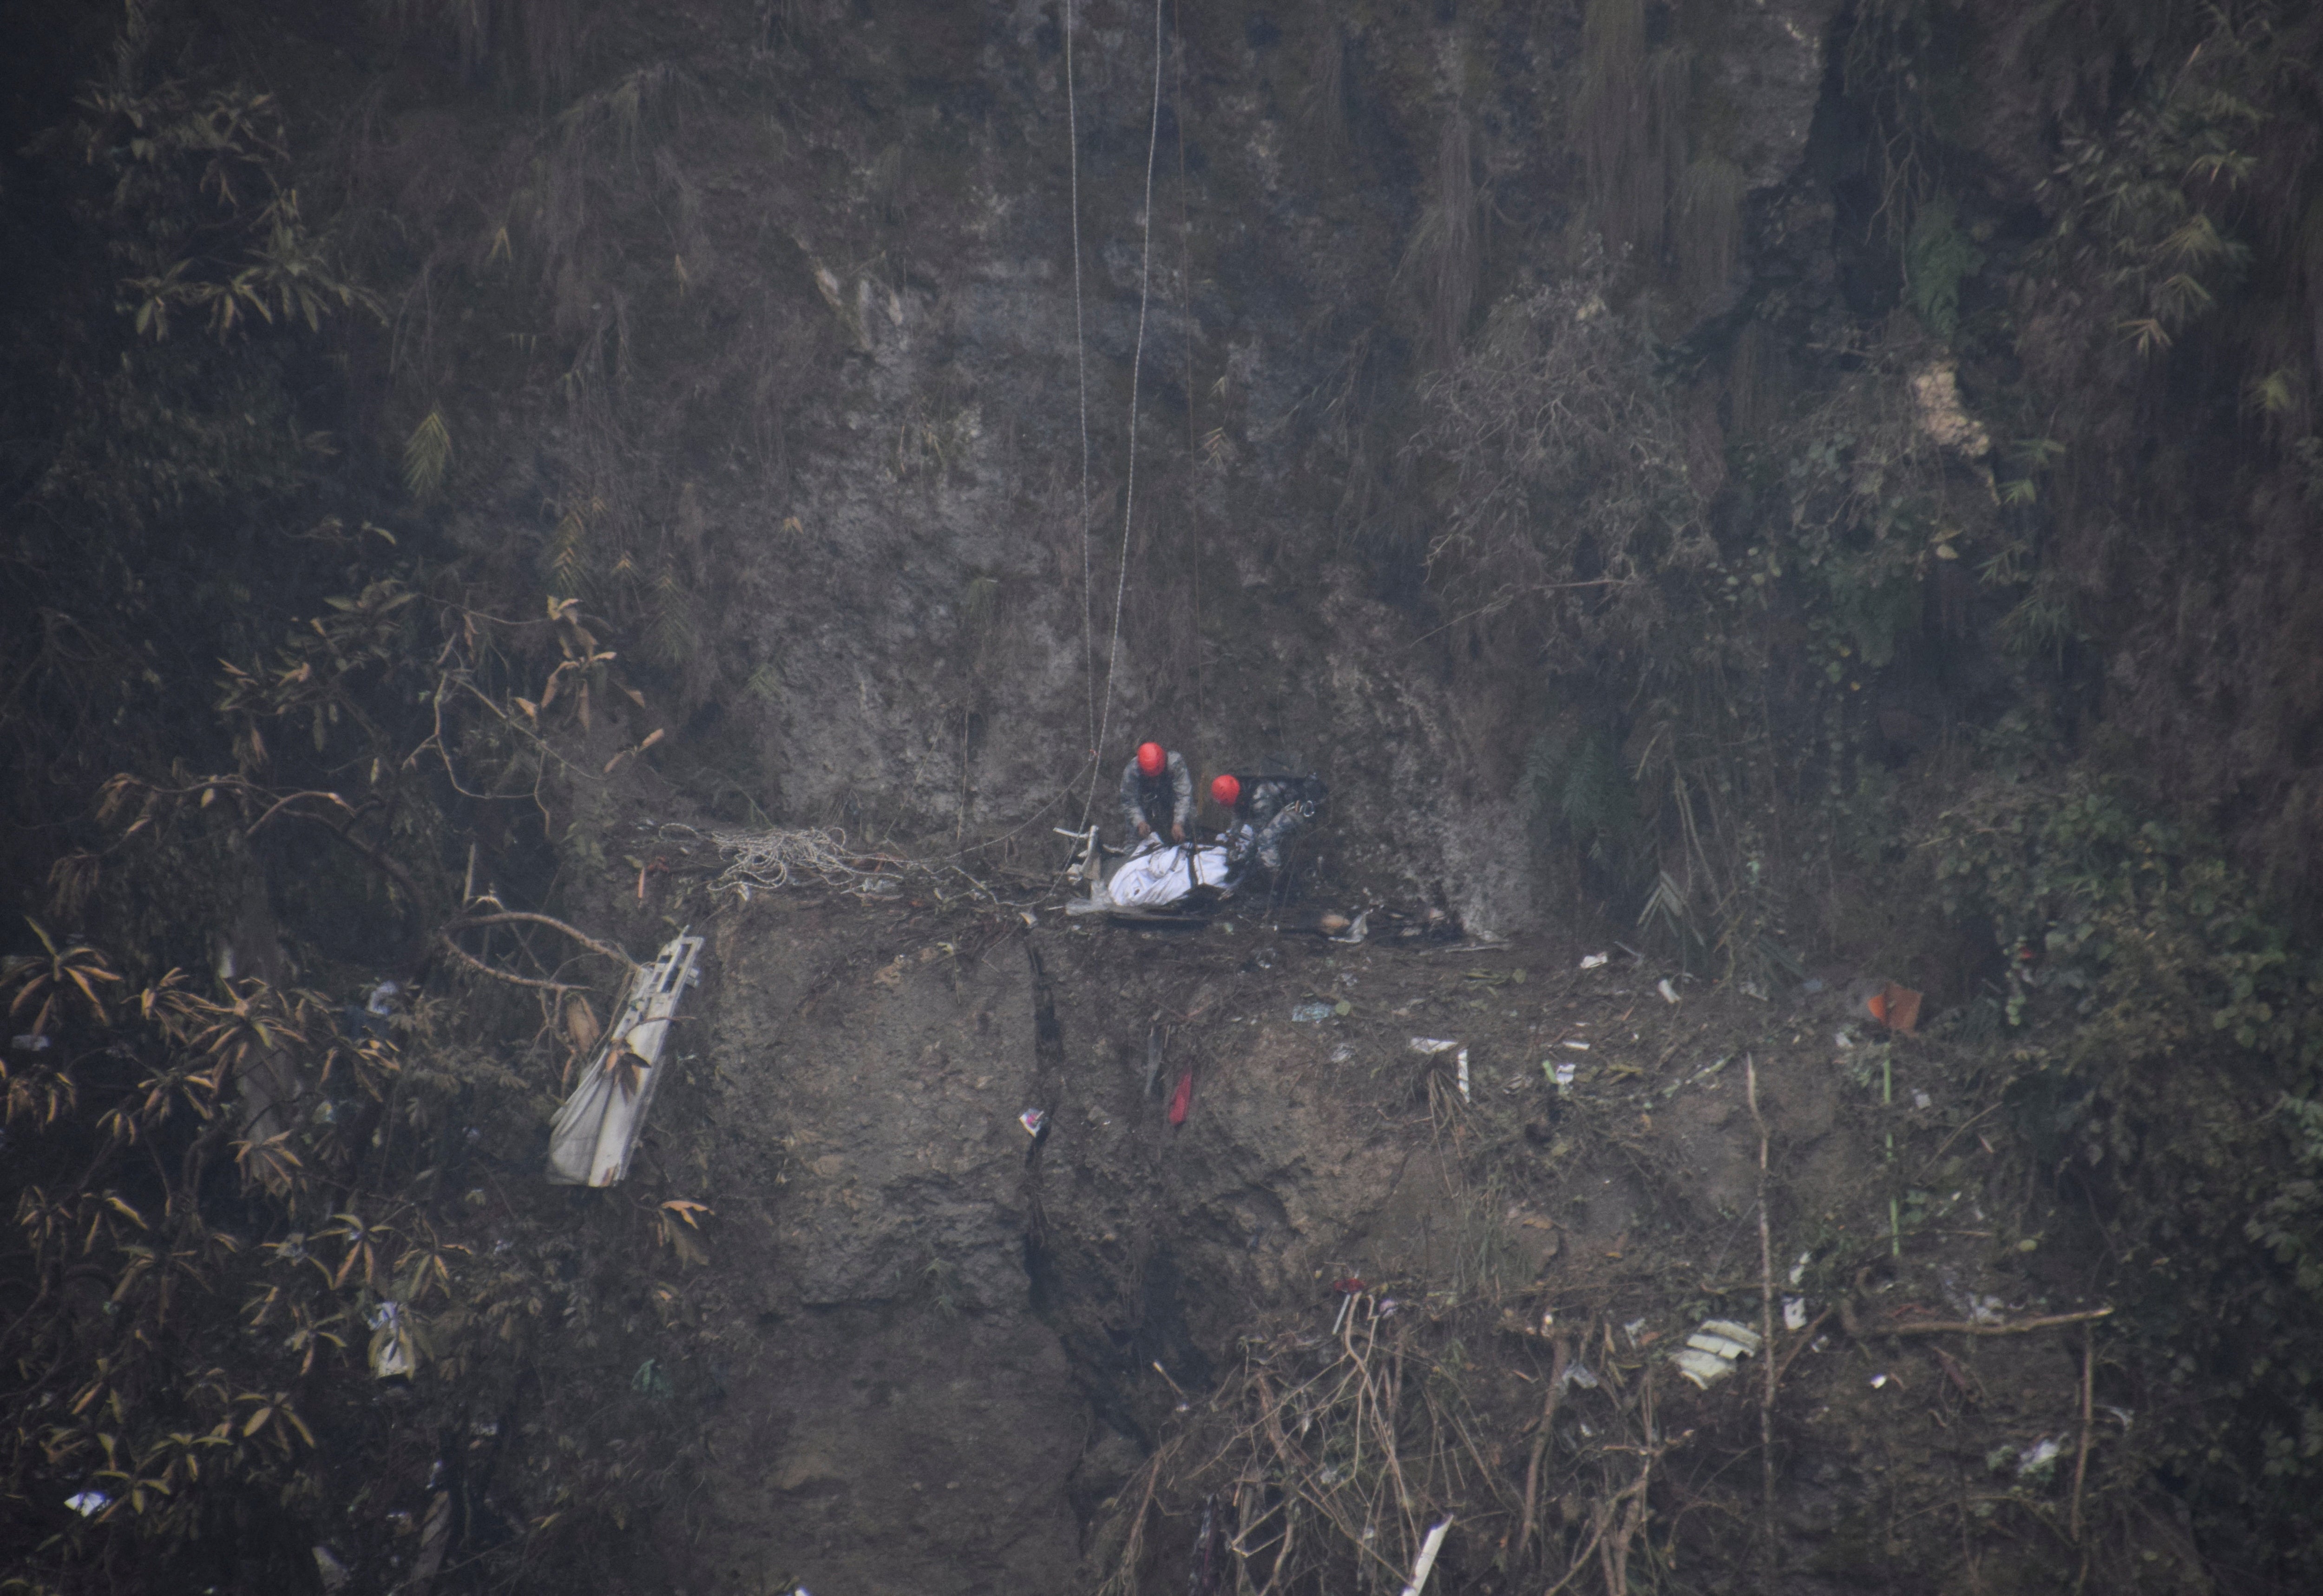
xmin=1120 ymin=749 xmax=1194 ymax=840
xmin=1221 ymin=773 xmax=1327 ymax=872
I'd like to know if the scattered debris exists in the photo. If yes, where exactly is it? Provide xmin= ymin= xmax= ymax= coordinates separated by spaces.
xmin=1657 ymin=978 xmax=1680 ymax=1004
xmin=367 ymin=1301 xmax=415 ymax=1379
xmin=1293 ymin=1001 xmax=1350 ymax=1022
xmin=1169 ymin=1069 xmax=1194 ymax=1126
xmin=1784 ymin=1297 xmax=1809 ymax=1332
xmin=412 ymin=1488 xmax=452 ymax=1593
xmin=1865 ymin=980 xmax=1923 ymax=1033
xmin=1801 ymin=976 xmax=1826 ymax=994
xmin=65 ymin=1489 xmax=109 ymax=1517
xmin=312 ymin=1546 xmax=350 ymax=1592
xmin=2015 ymin=1436 xmax=2064 ymax=1478
xmin=1550 ymin=1061 xmax=1577 ymax=1091
xmin=1869 ymin=1373 xmax=1890 ymax=1389
xmin=1913 ymin=1089 xmax=1932 ymax=1110
xmin=1579 ymin=952 xmax=1609 ymax=970
xmin=1398 ymin=1517 xmax=1454 ymax=1596
xmin=1018 ymin=1108 xmax=1047 ymax=1137
xmin=1790 ymin=1250 xmax=1811 ymax=1286
xmin=1662 ymin=1054 xmax=1731 ymax=1099
xmin=1145 ymin=1026 xmax=1165 ymax=1098
xmin=1055 ymin=823 xmax=1103 ymax=885
xmin=1189 ymin=1493 xmax=1227 ymax=1595
xmin=547 ymin=934 xmax=705 ymax=1187
xmin=1672 ymin=1318 xmax=1764 ymax=1390
xmin=1408 ymin=1037 xmax=1460 ymax=1056
xmin=1562 ymin=1039 xmax=1590 ymax=1050
xmin=1329 ymin=1044 xmax=1353 ymax=1064
xmin=10 ymin=1033 xmax=51 ymax=1052
xmin=1327 ymin=911 xmax=1369 ymax=945
xmin=1456 ymin=1047 xmax=1470 ymax=1102
xmin=1560 ymin=1361 xmax=1601 ymax=1391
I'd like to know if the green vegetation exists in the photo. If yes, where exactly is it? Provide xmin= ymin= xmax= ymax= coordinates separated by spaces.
xmin=2 ymin=6 xmax=722 ymax=1590
xmin=1403 ymin=0 xmax=2323 ymax=1579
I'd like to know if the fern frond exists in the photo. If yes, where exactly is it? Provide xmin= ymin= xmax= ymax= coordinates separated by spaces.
xmin=545 ymin=502 xmax=591 ymax=599
xmin=641 ymin=570 xmax=697 ymax=666
xmin=402 ymin=408 xmax=451 ymax=500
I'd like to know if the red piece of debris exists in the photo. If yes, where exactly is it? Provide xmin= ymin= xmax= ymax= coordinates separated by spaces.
xmin=1169 ymin=1068 xmax=1194 ymax=1126
xmin=1865 ymin=981 xmax=1923 ymax=1034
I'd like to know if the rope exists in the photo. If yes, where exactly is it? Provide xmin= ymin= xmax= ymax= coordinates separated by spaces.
xmin=1064 ymin=0 xmax=1095 ymax=759
xmin=1079 ymin=0 xmax=1167 ymax=834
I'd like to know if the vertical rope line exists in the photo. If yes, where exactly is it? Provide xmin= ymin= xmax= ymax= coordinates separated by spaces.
xmin=1174 ymin=0 xmax=1201 ymax=732
xmin=1080 ymin=0 xmax=1166 ymax=832
xmin=1064 ymin=0 xmax=1095 ymax=759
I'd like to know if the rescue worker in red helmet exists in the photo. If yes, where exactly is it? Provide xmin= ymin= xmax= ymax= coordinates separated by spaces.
xmin=1209 ymin=769 xmax=1327 ymax=875
xmin=1120 ymin=741 xmax=1193 ymax=843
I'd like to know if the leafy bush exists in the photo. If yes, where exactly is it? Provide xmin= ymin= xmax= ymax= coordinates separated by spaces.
xmin=1930 ymin=751 xmax=2323 ymax=1576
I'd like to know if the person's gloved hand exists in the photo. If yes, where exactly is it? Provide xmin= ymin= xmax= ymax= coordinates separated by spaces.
xmin=1170 ymin=823 xmax=1185 ymax=843
xmin=1136 ymin=820 xmax=1151 ymax=837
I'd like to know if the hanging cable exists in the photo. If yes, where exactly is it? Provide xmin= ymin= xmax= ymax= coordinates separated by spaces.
xmin=1173 ymin=0 xmax=1201 ymax=730
xmin=1063 ymin=0 xmax=1096 ymax=759
xmin=1079 ymin=0 xmax=1167 ymax=833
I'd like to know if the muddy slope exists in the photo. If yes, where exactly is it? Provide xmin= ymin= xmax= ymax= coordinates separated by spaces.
xmin=660 ymin=890 xmax=2169 ymax=1595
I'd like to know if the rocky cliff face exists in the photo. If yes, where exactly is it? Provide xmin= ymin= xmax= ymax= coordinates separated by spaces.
xmin=383 ymin=0 xmax=1852 ymax=938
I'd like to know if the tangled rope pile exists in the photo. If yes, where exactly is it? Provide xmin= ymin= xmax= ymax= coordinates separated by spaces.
xmin=658 ymin=824 xmax=907 ymax=898
xmin=662 ymin=824 xmax=1016 ymax=909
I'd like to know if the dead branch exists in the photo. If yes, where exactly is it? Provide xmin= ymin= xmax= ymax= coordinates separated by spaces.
xmin=446 ymin=910 xmax=636 ymax=970
xmin=243 ymin=787 xmax=358 ymax=838
xmin=2070 ymin=1327 xmax=2094 ymax=1543
xmin=437 ymin=933 xmax=584 ymax=994
xmin=1513 ymin=1335 xmax=1572 ymax=1562
xmin=1749 ymin=1054 xmax=1777 ymax=1593
xmin=1873 ymin=1307 xmax=2113 ymax=1339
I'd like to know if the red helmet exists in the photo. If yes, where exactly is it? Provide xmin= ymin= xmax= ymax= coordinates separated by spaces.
xmin=1136 ymin=742 xmax=1166 ymax=777
xmin=1210 ymin=773 xmax=1240 ymax=807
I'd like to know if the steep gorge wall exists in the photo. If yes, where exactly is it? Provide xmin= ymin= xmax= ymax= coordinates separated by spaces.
xmin=11 ymin=1 xmax=2323 ymax=1591
xmin=308 ymin=0 xmax=1853 ymax=935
